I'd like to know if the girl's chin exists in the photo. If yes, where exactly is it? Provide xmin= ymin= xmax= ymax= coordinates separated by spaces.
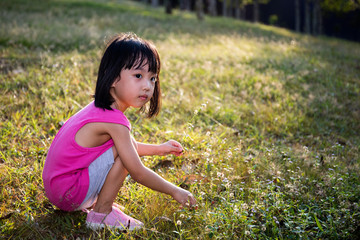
xmin=132 ymin=104 xmax=147 ymax=109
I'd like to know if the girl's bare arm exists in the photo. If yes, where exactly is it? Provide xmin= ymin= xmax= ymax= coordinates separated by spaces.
xmin=105 ymin=123 xmax=195 ymax=207
xmin=136 ymin=140 xmax=183 ymax=157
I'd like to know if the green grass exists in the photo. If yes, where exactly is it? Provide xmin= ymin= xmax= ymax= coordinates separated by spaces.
xmin=1 ymin=0 xmax=360 ymax=238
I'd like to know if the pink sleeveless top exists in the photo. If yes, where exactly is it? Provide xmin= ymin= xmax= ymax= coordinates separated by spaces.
xmin=42 ymin=101 xmax=131 ymax=211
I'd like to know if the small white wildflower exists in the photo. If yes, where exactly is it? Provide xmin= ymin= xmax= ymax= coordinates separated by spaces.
xmin=245 ymin=230 xmax=250 ymax=235
xmin=176 ymin=220 xmax=182 ymax=226
xmin=180 ymin=214 xmax=185 ymax=218
xmin=229 ymin=193 xmax=234 ymax=198
xmin=200 ymin=103 xmax=207 ymax=110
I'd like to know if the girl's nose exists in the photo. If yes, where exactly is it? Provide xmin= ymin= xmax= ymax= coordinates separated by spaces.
xmin=143 ymin=79 xmax=152 ymax=91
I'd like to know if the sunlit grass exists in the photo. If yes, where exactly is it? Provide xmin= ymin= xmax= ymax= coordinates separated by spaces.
xmin=1 ymin=0 xmax=360 ymax=238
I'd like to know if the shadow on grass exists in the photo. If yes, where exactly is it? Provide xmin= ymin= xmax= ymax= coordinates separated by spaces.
xmin=2 ymin=210 xmax=89 ymax=239
xmin=0 ymin=56 xmax=41 ymax=74
xmin=0 ymin=0 xmax=303 ymax=53
xmin=2 ymin=205 xmax=179 ymax=239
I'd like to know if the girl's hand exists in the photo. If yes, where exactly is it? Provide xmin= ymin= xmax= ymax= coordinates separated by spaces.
xmin=172 ymin=186 xmax=197 ymax=209
xmin=158 ymin=140 xmax=184 ymax=156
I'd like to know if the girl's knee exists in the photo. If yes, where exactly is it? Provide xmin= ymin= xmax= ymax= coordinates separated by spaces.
xmin=111 ymin=146 xmax=128 ymax=175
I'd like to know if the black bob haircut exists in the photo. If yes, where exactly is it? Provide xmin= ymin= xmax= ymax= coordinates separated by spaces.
xmin=94 ymin=33 xmax=161 ymax=118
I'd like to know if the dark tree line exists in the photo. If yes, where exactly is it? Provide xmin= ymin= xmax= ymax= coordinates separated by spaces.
xmin=140 ymin=0 xmax=360 ymax=42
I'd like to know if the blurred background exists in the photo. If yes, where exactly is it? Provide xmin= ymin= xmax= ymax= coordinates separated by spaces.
xmin=143 ymin=0 xmax=360 ymax=42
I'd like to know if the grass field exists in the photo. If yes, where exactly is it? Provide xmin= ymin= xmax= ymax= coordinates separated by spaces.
xmin=1 ymin=0 xmax=360 ymax=239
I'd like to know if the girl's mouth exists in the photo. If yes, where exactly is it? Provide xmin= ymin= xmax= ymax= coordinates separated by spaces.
xmin=139 ymin=95 xmax=148 ymax=100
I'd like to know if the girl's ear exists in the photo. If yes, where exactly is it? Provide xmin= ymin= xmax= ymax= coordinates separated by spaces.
xmin=111 ymin=76 xmax=120 ymax=87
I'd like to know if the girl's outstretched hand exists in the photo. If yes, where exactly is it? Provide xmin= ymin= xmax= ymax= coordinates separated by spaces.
xmin=158 ymin=140 xmax=184 ymax=156
xmin=172 ymin=186 xmax=197 ymax=209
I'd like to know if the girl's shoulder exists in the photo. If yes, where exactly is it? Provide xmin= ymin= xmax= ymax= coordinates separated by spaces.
xmin=88 ymin=101 xmax=131 ymax=130
xmin=65 ymin=101 xmax=131 ymax=131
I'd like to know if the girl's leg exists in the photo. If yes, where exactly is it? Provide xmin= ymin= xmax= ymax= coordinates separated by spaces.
xmin=86 ymin=145 xmax=144 ymax=230
xmin=92 ymin=146 xmax=128 ymax=214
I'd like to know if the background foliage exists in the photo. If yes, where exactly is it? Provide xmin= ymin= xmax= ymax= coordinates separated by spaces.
xmin=1 ymin=0 xmax=359 ymax=239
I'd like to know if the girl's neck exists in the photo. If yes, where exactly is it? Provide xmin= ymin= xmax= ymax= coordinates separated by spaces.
xmin=111 ymin=101 xmax=127 ymax=113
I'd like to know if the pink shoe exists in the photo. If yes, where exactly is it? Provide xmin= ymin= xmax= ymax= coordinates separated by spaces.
xmin=86 ymin=208 xmax=144 ymax=231
xmin=112 ymin=202 xmax=125 ymax=212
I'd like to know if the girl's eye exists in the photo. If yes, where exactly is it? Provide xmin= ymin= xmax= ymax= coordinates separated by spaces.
xmin=150 ymin=77 xmax=157 ymax=83
xmin=135 ymin=74 xmax=142 ymax=79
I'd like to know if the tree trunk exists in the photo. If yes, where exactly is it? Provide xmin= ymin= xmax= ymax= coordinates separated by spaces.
xmin=196 ymin=0 xmax=204 ymax=21
xmin=295 ymin=0 xmax=300 ymax=32
xmin=312 ymin=0 xmax=319 ymax=35
xmin=185 ymin=0 xmax=191 ymax=11
xmin=235 ymin=8 xmax=241 ymax=19
xmin=242 ymin=6 xmax=246 ymax=20
xmin=304 ymin=0 xmax=311 ymax=34
xmin=253 ymin=0 xmax=259 ymax=22
xmin=165 ymin=0 xmax=172 ymax=14
xmin=228 ymin=0 xmax=233 ymax=17
xmin=234 ymin=0 xmax=240 ymax=19
xmin=208 ymin=0 xmax=217 ymax=16
xmin=151 ymin=0 xmax=158 ymax=7
xmin=312 ymin=0 xmax=322 ymax=35
xmin=318 ymin=6 xmax=323 ymax=35
xmin=180 ymin=0 xmax=190 ymax=11
xmin=312 ymin=1 xmax=317 ymax=34
xmin=235 ymin=0 xmax=241 ymax=19
xmin=223 ymin=0 xmax=227 ymax=17
xmin=180 ymin=0 xmax=185 ymax=10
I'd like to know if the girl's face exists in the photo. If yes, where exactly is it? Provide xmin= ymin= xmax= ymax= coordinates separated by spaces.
xmin=110 ymin=63 xmax=157 ymax=112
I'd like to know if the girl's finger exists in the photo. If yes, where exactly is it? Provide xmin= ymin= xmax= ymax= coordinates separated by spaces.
xmin=188 ymin=194 xmax=196 ymax=205
xmin=170 ymin=140 xmax=182 ymax=148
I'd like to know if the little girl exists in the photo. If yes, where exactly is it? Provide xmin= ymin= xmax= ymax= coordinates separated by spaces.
xmin=42 ymin=33 xmax=196 ymax=231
